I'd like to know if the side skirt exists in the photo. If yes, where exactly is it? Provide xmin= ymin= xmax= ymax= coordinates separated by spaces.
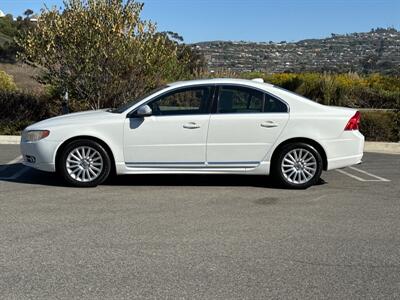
xmin=115 ymin=161 xmax=270 ymax=175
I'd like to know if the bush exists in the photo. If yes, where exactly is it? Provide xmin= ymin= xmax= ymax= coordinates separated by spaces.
xmin=0 ymin=120 xmax=33 ymax=135
xmin=0 ymin=70 xmax=17 ymax=92
xmin=0 ymin=90 xmax=58 ymax=134
xmin=360 ymin=110 xmax=399 ymax=142
xmin=240 ymin=72 xmax=400 ymax=109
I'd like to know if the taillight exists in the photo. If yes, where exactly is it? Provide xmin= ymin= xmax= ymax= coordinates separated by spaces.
xmin=344 ymin=111 xmax=360 ymax=131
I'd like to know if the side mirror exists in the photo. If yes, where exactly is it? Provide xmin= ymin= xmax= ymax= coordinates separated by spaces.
xmin=133 ymin=105 xmax=152 ymax=117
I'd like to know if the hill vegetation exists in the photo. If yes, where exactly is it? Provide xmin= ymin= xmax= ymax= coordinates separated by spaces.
xmin=194 ymin=28 xmax=400 ymax=75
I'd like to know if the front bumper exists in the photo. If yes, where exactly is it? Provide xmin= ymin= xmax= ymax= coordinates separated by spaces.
xmin=20 ymin=139 xmax=60 ymax=172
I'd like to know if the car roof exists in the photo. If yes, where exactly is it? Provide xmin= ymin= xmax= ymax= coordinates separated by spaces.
xmin=168 ymin=78 xmax=275 ymax=90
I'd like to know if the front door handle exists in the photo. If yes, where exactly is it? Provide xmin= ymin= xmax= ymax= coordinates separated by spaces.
xmin=183 ymin=122 xmax=200 ymax=129
xmin=261 ymin=121 xmax=278 ymax=128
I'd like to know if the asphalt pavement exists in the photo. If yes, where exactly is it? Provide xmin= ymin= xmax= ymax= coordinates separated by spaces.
xmin=0 ymin=144 xmax=399 ymax=299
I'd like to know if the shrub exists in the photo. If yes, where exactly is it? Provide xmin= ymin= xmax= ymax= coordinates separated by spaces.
xmin=360 ymin=110 xmax=399 ymax=142
xmin=0 ymin=90 xmax=58 ymax=134
xmin=0 ymin=120 xmax=33 ymax=135
xmin=240 ymin=72 xmax=400 ymax=109
xmin=0 ymin=70 xmax=17 ymax=92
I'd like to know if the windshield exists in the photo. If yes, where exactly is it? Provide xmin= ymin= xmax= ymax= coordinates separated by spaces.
xmin=109 ymin=85 xmax=167 ymax=113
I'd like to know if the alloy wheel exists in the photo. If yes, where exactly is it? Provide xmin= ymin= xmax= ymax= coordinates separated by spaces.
xmin=66 ymin=146 xmax=103 ymax=182
xmin=281 ymin=148 xmax=317 ymax=184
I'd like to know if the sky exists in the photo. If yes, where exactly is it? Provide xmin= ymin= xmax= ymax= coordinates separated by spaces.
xmin=1 ymin=0 xmax=399 ymax=43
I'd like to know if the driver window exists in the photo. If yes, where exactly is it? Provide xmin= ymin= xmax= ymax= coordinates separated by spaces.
xmin=149 ymin=87 xmax=212 ymax=116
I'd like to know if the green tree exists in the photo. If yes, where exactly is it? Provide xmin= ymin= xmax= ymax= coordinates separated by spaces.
xmin=160 ymin=31 xmax=206 ymax=76
xmin=0 ymin=13 xmax=35 ymax=60
xmin=18 ymin=0 xmax=187 ymax=109
xmin=24 ymin=9 xmax=34 ymax=19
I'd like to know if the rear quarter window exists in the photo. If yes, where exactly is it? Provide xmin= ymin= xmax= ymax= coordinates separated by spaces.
xmin=264 ymin=94 xmax=288 ymax=113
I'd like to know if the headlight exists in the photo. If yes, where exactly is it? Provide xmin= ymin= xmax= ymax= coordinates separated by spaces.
xmin=22 ymin=130 xmax=50 ymax=142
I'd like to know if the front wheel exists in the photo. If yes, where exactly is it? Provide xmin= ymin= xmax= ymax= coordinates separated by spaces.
xmin=273 ymin=143 xmax=323 ymax=189
xmin=58 ymin=140 xmax=111 ymax=187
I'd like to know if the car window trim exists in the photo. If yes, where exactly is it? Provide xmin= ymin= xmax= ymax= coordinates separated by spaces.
xmin=127 ymin=84 xmax=216 ymax=117
xmin=213 ymin=84 xmax=289 ymax=114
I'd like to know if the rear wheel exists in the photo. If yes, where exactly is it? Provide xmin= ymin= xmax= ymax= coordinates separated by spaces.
xmin=58 ymin=140 xmax=111 ymax=187
xmin=273 ymin=142 xmax=322 ymax=189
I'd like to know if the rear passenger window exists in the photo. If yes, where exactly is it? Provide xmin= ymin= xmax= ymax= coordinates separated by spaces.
xmin=217 ymin=86 xmax=263 ymax=113
xmin=217 ymin=86 xmax=288 ymax=113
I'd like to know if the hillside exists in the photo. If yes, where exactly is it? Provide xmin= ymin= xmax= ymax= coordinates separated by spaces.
xmin=0 ymin=31 xmax=12 ymax=46
xmin=192 ymin=28 xmax=400 ymax=74
xmin=0 ymin=29 xmax=44 ymax=93
xmin=0 ymin=62 xmax=44 ymax=93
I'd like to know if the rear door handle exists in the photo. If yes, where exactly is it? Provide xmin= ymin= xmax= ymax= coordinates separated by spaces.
xmin=183 ymin=122 xmax=200 ymax=129
xmin=261 ymin=121 xmax=278 ymax=128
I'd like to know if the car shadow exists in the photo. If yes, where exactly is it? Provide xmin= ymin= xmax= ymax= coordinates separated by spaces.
xmin=105 ymin=173 xmax=279 ymax=188
xmin=0 ymin=163 xmax=321 ymax=189
xmin=1 ymin=163 xmax=327 ymax=189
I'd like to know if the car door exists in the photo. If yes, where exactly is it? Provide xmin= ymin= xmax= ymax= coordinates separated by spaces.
xmin=206 ymin=85 xmax=289 ymax=167
xmin=123 ymin=85 xmax=213 ymax=167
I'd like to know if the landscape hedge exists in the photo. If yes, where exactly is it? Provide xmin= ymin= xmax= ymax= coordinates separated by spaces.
xmin=359 ymin=110 xmax=399 ymax=142
xmin=0 ymin=91 xmax=58 ymax=134
xmin=241 ymin=72 xmax=400 ymax=109
xmin=0 ymin=90 xmax=398 ymax=142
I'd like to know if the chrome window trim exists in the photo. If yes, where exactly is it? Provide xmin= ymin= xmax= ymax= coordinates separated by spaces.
xmin=215 ymin=83 xmax=290 ymax=114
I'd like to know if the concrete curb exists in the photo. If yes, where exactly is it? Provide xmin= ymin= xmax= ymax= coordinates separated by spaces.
xmin=364 ymin=142 xmax=400 ymax=155
xmin=0 ymin=135 xmax=20 ymax=144
xmin=0 ymin=135 xmax=399 ymax=154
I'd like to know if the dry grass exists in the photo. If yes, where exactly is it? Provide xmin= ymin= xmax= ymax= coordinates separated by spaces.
xmin=0 ymin=62 xmax=45 ymax=94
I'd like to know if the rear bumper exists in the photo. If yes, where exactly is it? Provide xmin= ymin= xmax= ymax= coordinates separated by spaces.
xmin=327 ymin=153 xmax=363 ymax=170
xmin=323 ymin=131 xmax=364 ymax=171
xmin=20 ymin=139 xmax=59 ymax=172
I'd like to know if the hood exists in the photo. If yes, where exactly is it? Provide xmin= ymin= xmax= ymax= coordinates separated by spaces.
xmin=25 ymin=109 xmax=113 ymax=130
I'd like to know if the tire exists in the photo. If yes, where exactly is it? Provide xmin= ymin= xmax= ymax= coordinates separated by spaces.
xmin=58 ymin=139 xmax=111 ymax=187
xmin=272 ymin=142 xmax=323 ymax=189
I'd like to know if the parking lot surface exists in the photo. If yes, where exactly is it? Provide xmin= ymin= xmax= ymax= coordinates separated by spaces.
xmin=1 ymin=144 xmax=399 ymax=299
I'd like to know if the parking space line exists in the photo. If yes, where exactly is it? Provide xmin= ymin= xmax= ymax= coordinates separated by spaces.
xmin=349 ymin=166 xmax=391 ymax=182
xmin=0 ymin=155 xmax=29 ymax=180
xmin=336 ymin=169 xmax=369 ymax=181
xmin=336 ymin=168 xmax=390 ymax=182
xmin=0 ymin=155 xmax=23 ymax=172
xmin=6 ymin=155 xmax=23 ymax=165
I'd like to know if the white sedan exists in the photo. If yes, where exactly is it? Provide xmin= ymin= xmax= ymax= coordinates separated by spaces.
xmin=20 ymin=78 xmax=364 ymax=188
